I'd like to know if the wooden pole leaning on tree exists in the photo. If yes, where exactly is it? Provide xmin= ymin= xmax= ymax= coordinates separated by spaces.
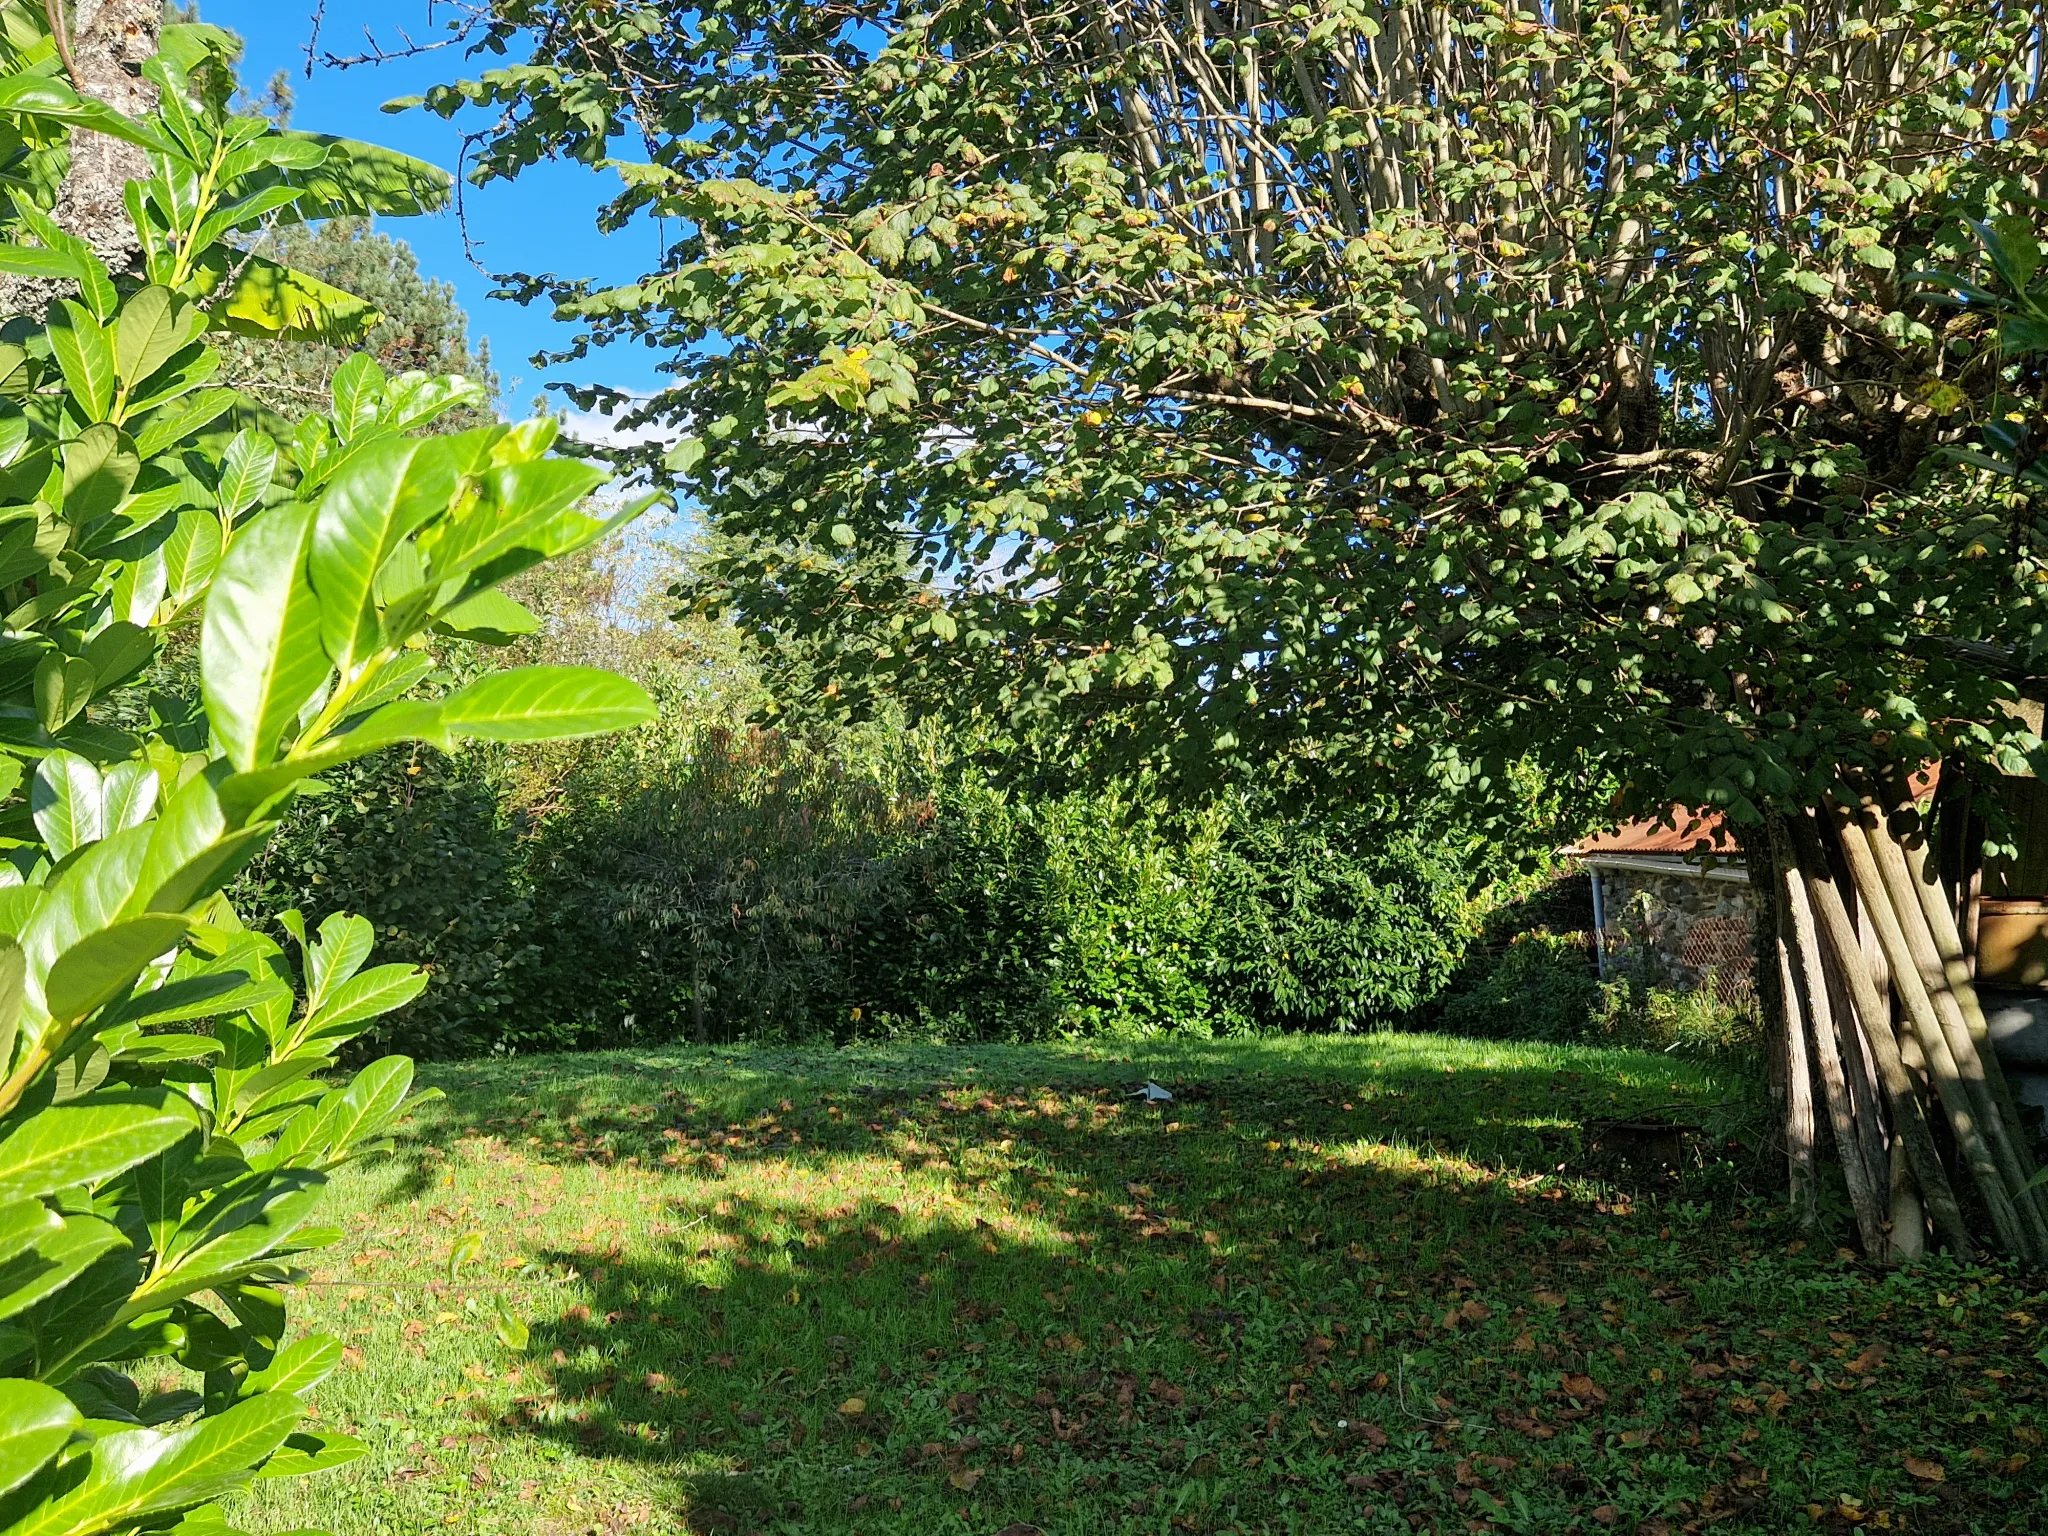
xmin=1825 ymin=800 xmax=2048 ymax=1264
xmin=1788 ymin=816 xmax=1976 ymax=1259
xmin=1765 ymin=815 xmax=1888 ymax=1255
xmin=1862 ymin=808 xmax=2048 ymax=1243
xmin=1898 ymin=829 xmax=2036 ymax=1165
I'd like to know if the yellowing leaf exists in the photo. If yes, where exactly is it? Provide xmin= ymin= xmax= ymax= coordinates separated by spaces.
xmin=195 ymin=249 xmax=382 ymax=345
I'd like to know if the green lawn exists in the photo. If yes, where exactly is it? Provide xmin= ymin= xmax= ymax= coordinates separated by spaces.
xmin=229 ymin=1034 xmax=2046 ymax=1535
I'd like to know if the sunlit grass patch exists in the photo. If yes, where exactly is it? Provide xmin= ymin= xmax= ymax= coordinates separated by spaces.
xmin=238 ymin=1034 xmax=2046 ymax=1536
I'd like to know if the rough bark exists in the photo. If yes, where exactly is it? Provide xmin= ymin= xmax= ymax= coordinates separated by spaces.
xmin=0 ymin=0 xmax=160 ymax=315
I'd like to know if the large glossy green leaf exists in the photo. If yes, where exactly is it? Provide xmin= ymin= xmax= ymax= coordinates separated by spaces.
xmin=86 ymin=624 xmax=159 ymax=697
xmin=0 ymin=1092 xmax=195 ymax=1204
xmin=199 ymin=251 xmax=382 ymax=347
xmin=0 ymin=1379 xmax=81 ymax=1499
xmin=254 ymin=1428 xmax=367 ymax=1479
xmin=46 ymin=303 xmax=115 ymax=423
xmin=153 ymin=1169 xmax=325 ymax=1297
xmin=61 ymin=423 xmax=140 ymax=530
xmin=109 ymin=1033 xmax=223 ymax=1065
xmin=0 ymin=74 xmax=173 ymax=154
xmin=431 ymin=588 xmax=540 ymax=645
xmin=132 ymin=388 xmax=238 ymax=459
xmin=0 ymin=245 xmax=82 ymax=281
xmin=308 ymin=438 xmax=453 ymax=670
xmin=0 ymin=939 xmax=24 ymax=1078
xmin=114 ymin=288 xmax=201 ymax=389
xmin=215 ymin=431 xmax=277 ymax=522
xmin=3 ymin=1389 xmax=302 ymax=1536
xmin=301 ymin=921 xmax=370 ymax=1015
xmin=302 ymin=1056 xmax=413 ymax=1165
xmin=5 ymin=205 xmax=114 ymax=321
xmin=440 ymin=666 xmax=657 ymax=742
xmin=201 ymin=500 xmax=328 ymax=772
xmin=300 ymin=965 xmax=427 ymax=1044
xmin=46 ymin=915 xmax=192 ymax=1023
xmin=275 ymin=132 xmax=452 ymax=218
xmin=419 ymin=459 xmax=608 ymax=585
xmin=133 ymin=766 xmax=270 ymax=912
xmin=15 ymin=826 xmax=156 ymax=1037
xmin=99 ymin=968 xmax=284 ymax=1033
xmin=30 ymin=751 xmax=102 ymax=863
xmin=32 ymin=655 xmax=94 ymax=737
xmin=220 ymin=1282 xmax=287 ymax=1368
xmin=99 ymin=761 xmax=160 ymax=835
xmin=240 ymin=1334 xmax=341 ymax=1399
xmin=230 ymin=1058 xmax=323 ymax=1116
xmin=0 ymin=1197 xmax=60 ymax=1268
xmin=303 ymin=914 xmax=372 ymax=1019
xmin=0 ymin=1089 xmax=192 ymax=1212
xmin=160 ymin=508 xmax=225 ymax=607
xmin=0 ymin=1211 xmax=126 ymax=1323
xmin=330 ymin=354 xmax=384 ymax=441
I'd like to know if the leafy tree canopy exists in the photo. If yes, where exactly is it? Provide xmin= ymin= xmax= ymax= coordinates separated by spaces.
xmin=419 ymin=1 xmax=2048 ymax=827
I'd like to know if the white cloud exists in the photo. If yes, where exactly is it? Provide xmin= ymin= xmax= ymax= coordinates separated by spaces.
xmin=559 ymin=404 xmax=683 ymax=452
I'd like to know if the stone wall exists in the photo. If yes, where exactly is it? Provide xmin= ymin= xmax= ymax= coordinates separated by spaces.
xmin=1594 ymin=863 xmax=1758 ymax=1006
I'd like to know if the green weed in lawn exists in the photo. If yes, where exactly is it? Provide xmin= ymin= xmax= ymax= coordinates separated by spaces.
xmin=233 ymin=1035 xmax=2047 ymax=1535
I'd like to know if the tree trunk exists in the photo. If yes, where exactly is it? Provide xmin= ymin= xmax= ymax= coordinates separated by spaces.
xmin=1765 ymin=817 xmax=1819 ymax=1228
xmin=0 ymin=0 xmax=160 ymax=314
xmin=1769 ymin=815 xmax=1888 ymax=1254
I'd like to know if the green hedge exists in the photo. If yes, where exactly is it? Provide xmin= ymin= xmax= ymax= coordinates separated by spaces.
xmin=238 ymin=715 xmax=1533 ymax=1055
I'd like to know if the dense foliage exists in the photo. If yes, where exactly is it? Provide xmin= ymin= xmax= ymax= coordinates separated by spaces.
xmin=241 ymin=674 xmax=1537 ymax=1056
xmin=411 ymin=0 xmax=2048 ymax=836
xmin=0 ymin=14 xmax=653 ymax=1536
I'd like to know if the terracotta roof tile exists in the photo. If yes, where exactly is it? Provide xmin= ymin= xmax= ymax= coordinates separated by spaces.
xmin=1566 ymin=809 xmax=1740 ymax=857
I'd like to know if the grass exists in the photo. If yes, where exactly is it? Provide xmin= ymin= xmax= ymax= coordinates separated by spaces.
xmin=230 ymin=1032 xmax=2048 ymax=1536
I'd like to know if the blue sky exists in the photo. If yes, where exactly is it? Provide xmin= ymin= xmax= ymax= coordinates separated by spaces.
xmin=202 ymin=0 xmax=671 ymax=413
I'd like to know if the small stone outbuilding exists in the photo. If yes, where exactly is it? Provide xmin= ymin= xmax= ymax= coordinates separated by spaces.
xmin=1569 ymin=792 xmax=2048 ymax=1127
xmin=1565 ymin=815 xmax=1756 ymax=1006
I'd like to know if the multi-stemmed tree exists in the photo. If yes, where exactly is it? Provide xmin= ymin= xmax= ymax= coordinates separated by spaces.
xmin=402 ymin=0 xmax=2048 ymax=1258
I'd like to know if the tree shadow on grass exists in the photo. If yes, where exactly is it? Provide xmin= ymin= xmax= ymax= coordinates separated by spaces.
xmin=363 ymin=1045 xmax=2028 ymax=1535
xmin=381 ymin=1038 xmax=1765 ymax=1211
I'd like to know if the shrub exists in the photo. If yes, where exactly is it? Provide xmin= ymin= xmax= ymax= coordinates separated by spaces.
xmin=235 ymin=745 xmax=537 ymax=1059
xmin=1597 ymin=976 xmax=1765 ymax=1059
xmin=1203 ymin=811 xmax=1484 ymax=1033
xmin=1438 ymin=930 xmax=1604 ymax=1043
xmin=0 ymin=27 xmax=652 ymax=1536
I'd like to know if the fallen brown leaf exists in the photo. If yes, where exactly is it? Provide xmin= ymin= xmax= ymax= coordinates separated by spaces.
xmin=1844 ymin=1343 xmax=1887 ymax=1375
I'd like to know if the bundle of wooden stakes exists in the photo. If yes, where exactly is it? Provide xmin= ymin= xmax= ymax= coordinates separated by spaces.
xmin=1761 ymin=797 xmax=2047 ymax=1264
